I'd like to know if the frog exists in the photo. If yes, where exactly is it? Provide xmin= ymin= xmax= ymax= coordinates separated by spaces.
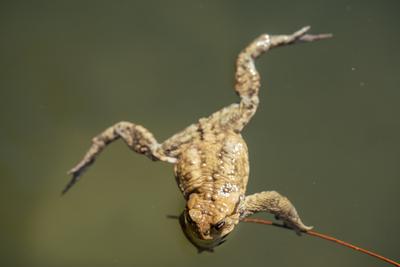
xmin=63 ymin=26 xmax=332 ymax=252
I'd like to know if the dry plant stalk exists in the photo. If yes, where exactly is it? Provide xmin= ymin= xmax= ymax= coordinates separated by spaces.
xmin=241 ymin=217 xmax=400 ymax=267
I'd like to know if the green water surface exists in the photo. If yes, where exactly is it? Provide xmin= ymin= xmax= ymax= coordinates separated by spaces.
xmin=0 ymin=1 xmax=399 ymax=266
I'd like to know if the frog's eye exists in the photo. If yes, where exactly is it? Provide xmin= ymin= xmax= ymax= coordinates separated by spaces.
xmin=214 ymin=220 xmax=225 ymax=230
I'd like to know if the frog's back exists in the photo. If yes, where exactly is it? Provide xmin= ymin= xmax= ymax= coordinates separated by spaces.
xmin=174 ymin=132 xmax=249 ymax=200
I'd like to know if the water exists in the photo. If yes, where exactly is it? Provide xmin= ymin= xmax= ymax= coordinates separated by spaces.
xmin=1 ymin=1 xmax=399 ymax=266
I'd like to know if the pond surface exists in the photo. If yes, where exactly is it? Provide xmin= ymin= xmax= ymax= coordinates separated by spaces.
xmin=1 ymin=1 xmax=399 ymax=266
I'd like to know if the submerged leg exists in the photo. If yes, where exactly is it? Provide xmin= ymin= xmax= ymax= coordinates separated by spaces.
xmin=240 ymin=191 xmax=312 ymax=234
xmin=63 ymin=121 xmax=176 ymax=195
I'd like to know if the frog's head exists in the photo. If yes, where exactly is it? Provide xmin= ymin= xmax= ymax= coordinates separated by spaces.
xmin=180 ymin=193 xmax=240 ymax=252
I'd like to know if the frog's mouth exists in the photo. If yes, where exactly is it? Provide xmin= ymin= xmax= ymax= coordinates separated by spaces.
xmin=179 ymin=212 xmax=229 ymax=253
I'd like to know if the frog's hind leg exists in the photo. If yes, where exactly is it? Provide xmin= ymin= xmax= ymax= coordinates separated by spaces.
xmin=240 ymin=191 xmax=312 ymax=234
xmin=63 ymin=121 xmax=176 ymax=194
xmin=149 ymin=27 xmax=331 ymax=158
xmin=230 ymin=26 xmax=332 ymax=132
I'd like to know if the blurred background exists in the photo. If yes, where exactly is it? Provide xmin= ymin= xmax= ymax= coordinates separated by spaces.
xmin=0 ymin=0 xmax=399 ymax=266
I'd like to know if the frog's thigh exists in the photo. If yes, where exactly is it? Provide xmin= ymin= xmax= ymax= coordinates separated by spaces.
xmin=200 ymin=102 xmax=256 ymax=134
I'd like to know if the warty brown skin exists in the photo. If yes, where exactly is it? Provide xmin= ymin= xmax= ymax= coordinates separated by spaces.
xmin=63 ymin=26 xmax=331 ymax=251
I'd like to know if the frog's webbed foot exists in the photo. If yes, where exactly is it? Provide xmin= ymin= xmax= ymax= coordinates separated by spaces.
xmin=63 ymin=121 xmax=177 ymax=195
xmin=240 ymin=191 xmax=312 ymax=234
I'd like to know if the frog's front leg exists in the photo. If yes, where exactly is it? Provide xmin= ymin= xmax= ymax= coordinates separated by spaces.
xmin=240 ymin=191 xmax=312 ymax=234
xmin=62 ymin=121 xmax=177 ymax=194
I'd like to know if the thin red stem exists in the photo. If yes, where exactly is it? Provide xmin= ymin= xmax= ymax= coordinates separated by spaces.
xmin=241 ymin=217 xmax=400 ymax=267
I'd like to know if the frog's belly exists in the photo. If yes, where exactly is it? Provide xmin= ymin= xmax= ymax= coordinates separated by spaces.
xmin=174 ymin=133 xmax=249 ymax=199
